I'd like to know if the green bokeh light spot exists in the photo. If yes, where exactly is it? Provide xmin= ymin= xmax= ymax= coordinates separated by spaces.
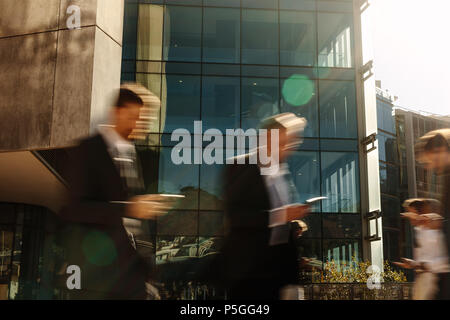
xmin=282 ymin=74 xmax=315 ymax=107
xmin=82 ymin=231 xmax=118 ymax=267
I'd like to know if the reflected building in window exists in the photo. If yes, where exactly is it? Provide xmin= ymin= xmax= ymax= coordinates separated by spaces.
xmin=121 ymin=0 xmax=381 ymax=297
xmin=376 ymin=80 xmax=450 ymax=273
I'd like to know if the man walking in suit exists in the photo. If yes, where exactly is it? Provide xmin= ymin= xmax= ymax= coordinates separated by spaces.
xmin=61 ymin=87 xmax=172 ymax=299
xmin=221 ymin=113 xmax=310 ymax=300
xmin=413 ymin=129 xmax=450 ymax=299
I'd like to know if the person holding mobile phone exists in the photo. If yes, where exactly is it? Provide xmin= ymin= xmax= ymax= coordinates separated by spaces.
xmin=219 ymin=113 xmax=311 ymax=300
xmin=60 ymin=85 xmax=176 ymax=299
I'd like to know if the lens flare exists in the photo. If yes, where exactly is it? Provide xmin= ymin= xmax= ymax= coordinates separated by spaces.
xmin=282 ymin=74 xmax=315 ymax=106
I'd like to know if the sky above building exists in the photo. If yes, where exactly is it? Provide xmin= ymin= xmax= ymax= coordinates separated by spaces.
xmin=372 ymin=0 xmax=450 ymax=116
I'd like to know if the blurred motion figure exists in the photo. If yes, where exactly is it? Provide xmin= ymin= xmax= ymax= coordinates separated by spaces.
xmin=220 ymin=113 xmax=310 ymax=300
xmin=60 ymin=86 xmax=172 ymax=299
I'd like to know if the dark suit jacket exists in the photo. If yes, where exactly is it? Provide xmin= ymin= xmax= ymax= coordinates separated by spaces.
xmin=220 ymin=161 xmax=299 ymax=299
xmin=60 ymin=134 xmax=148 ymax=299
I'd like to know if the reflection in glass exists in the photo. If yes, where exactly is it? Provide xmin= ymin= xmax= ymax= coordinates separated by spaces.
xmin=242 ymin=10 xmax=279 ymax=65
xmin=204 ymin=0 xmax=240 ymax=7
xmin=200 ymin=163 xmax=225 ymax=210
xmin=242 ymin=0 xmax=278 ymax=9
xmin=323 ymin=239 xmax=361 ymax=266
xmin=199 ymin=237 xmax=224 ymax=258
xmin=199 ymin=212 xmax=224 ymax=236
xmin=319 ymin=80 xmax=357 ymax=138
xmin=161 ymin=75 xmax=201 ymax=133
xmin=296 ymin=239 xmax=322 ymax=282
xmin=280 ymin=0 xmax=316 ymax=11
xmin=156 ymin=236 xmax=198 ymax=264
xmin=203 ymin=8 xmax=240 ymax=63
xmin=157 ymin=211 xmax=198 ymax=236
xmin=163 ymin=6 xmax=202 ymax=62
xmin=155 ymin=236 xmax=199 ymax=282
xmin=318 ymin=13 xmax=354 ymax=68
xmin=202 ymin=76 xmax=240 ymax=131
xmin=136 ymin=73 xmax=161 ymax=133
xmin=0 ymin=228 xmax=13 ymax=299
xmin=137 ymin=4 xmax=164 ymax=61
xmin=322 ymin=214 xmax=361 ymax=238
xmin=297 ymin=213 xmax=321 ymax=238
xmin=321 ymin=152 xmax=360 ymax=213
xmin=280 ymin=11 xmax=316 ymax=67
xmin=377 ymin=102 xmax=396 ymax=134
xmin=380 ymin=164 xmax=399 ymax=196
xmin=122 ymin=2 xmax=138 ymax=60
xmin=241 ymin=77 xmax=279 ymax=130
xmin=158 ymin=147 xmax=199 ymax=209
xmin=287 ymin=151 xmax=321 ymax=210
xmin=378 ymin=133 xmax=398 ymax=164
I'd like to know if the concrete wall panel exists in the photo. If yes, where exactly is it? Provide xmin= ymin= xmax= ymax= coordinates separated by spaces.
xmin=90 ymin=27 xmax=123 ymax=133
xmin=0 ymin=0 xmax=60 ymax=37
xmin=96 ymin=0 xmax=125 ymax=45
xmin=59 ymin=0 xmax=98 ymax=30
xmin=51 ymin=27 xmax=96 ymax=147
xmin=0 ymin=32 xmax=57 ymax=150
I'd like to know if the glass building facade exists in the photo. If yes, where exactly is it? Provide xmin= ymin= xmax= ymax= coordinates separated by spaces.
xmin=376 ymin=86 xmax=450 ymax=279
xmin=0 ymin=203 xmax=67 ymax=300
xmin=376 ymin=88 xmax=409 ymax=264
xmin=121 ymin=0 xmax=365 ymax=295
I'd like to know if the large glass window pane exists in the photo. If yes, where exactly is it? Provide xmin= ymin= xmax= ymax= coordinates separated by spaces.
xmin=242 ymin=0 xmax=278 ymax=9
xmin=297 ymin=213 xmax=321 ymax=238
xmin=377 ymin=102 xmax=396 ymax=134
xmin=296 ymin=239 xmax=322 ymax=282
xmin=380 ymin=163 xmax=399 ymax=196
xmin=161 ymin=75 xmax=201 ymax=133
xmin=280 ymin=11 xmax=316 ymax=67
xmin=122 ymin=2 xmax=138 ymax=60
xmin=203 ymin=8 xmax=240 ymax=63
xmin=318 ymin=13 xmax=354 ymax=68
xmin=241 ymin=77 xmax=279 ymax=130
xmin=323 ymin=239 xmax=361 ymax=266
xmin=157 ymin=211 xmax=198 ymax=235
xmin=163 ymin=6 xmax=202 ymax=62
xmin=0 ymin=227 xmax=14 ymax=298
xmin=280 ymin=76 xmax=318 ymax=137
xmin=378 ymin=132 xmax=398 ymax=164
xmin=165 ymin=0 xmax=202 ymax=5
xmin=321 ymin=152 xmax=360 ymax=213
xmin=199 ymin=212 xmax=224 ymax=236
xmin=204 ymin=0 xmax=241 ymax=7
xmin=202 ymin=76 xmax=240 ymax=131
xmin=287 ymin=151 xmax=321 ymax=210
xmin=242 ymin=10 xmax=279 ymax=65
xmin=158 ymin=147 xmax=199 ymax=209
xmin=280 ymin=0 xmax=316 ymax=11
xmin=136 ymin=73 xmax=162 ymax=133
xmin=200 ymin=162 xmax=225 ymax=210
xmin=322 ymin=214 xmax=361 ymax=238
xmin=319 ymin=80 xmax=357 ymax=138
xmin=155 ymin=236 xmax=198 ymax=277
xmin=137 ymin=4 xmax=164 ymax=61
xmin=317 ymin=1 xmax=353 ymax=13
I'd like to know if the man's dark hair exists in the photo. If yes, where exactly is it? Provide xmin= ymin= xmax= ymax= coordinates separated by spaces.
xmin=114 ymin=88 xmax=144 ymax=108
xmin=424 ymin=133 xmax=449 ymax=152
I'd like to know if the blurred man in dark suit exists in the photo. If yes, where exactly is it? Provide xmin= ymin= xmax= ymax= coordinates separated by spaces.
xmin=414 ymin=129 xmax=450 ymax=299
xmin=220 ymin=113 xmax=310 ymax=300
xmin=60 ymin=87 xmax=172 ymax=299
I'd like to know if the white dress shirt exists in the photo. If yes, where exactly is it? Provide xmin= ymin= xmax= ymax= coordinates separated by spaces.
xmin=260 ymin=162 xmax=299 ymax=246
xmin=414 ymin=226 xmax=450 ymax=273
